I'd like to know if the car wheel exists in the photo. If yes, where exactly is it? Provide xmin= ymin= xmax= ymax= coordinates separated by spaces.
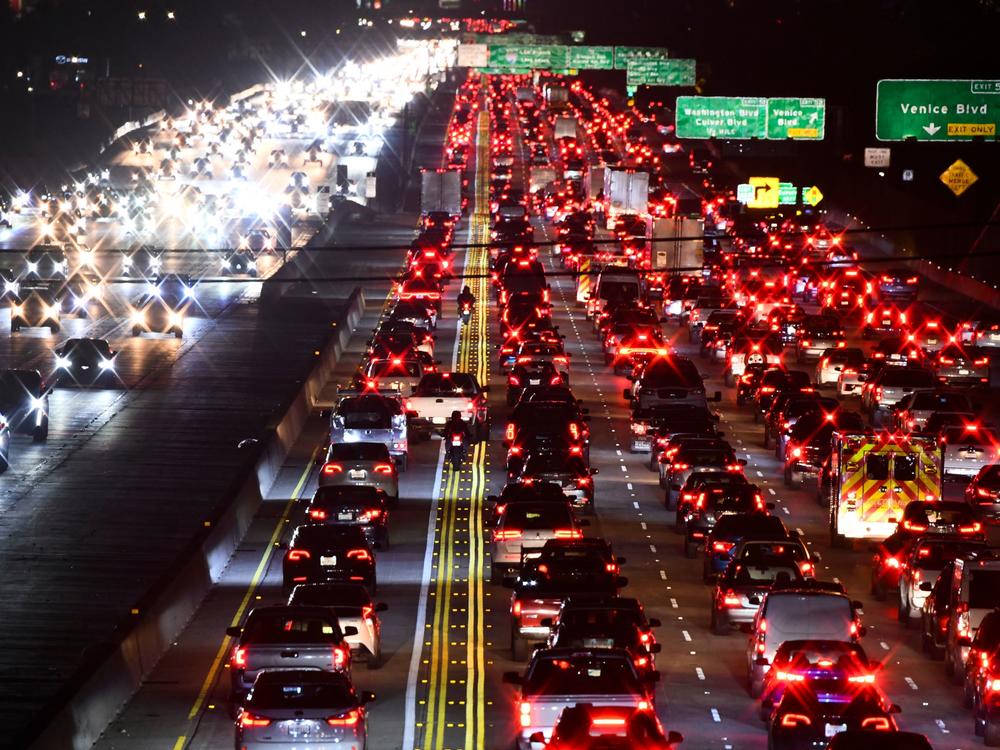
xmin=132 ymin=326 xmax=142 ymax=337
xmin=898 ymin=595 xmax=910 ymax=626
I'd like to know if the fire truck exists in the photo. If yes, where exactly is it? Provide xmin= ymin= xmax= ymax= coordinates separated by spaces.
xmin=819 ymin=431 xmax=942 ymax=547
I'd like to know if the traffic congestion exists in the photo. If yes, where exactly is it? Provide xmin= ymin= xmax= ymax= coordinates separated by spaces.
xmin=4 ymin=10 xmax=1000 ymax=750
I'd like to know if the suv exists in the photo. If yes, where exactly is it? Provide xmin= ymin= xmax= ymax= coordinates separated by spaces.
xmin=944 ymin=550 xmax=1000 ymax=680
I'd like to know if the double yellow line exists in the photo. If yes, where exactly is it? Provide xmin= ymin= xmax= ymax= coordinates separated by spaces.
xmin=422 ymin=110 xmax=490 ymax=750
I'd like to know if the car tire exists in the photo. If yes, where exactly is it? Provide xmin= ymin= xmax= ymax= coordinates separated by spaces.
xmin=986 ymin=717 xmax=1000 ymax=747
xmin=49 ymin=323 xmax=60 ymax=333
xmin=367 ymin=643 xmax=382 ymax=670
xmin=511 ymin=629 xmax=528 ymax=661
xmin=132 ymin=326 xmax=141 ymax=337
xmin=898 ymin=596 xmax=910 ymax=626
xmin=33 ymin=420 xmax=48 ymax=443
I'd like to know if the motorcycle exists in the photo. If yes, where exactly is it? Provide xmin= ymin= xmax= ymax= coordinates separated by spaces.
xmin=459 ymin=300 xmax=473 ymax=325
xmin=446 ymin=430 xmax=467 ymax=470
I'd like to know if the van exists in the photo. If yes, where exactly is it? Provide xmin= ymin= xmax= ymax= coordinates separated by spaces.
xmin=586 ymin=269 xmax=641 ymax=320
xmin=945 ymin=550 xmax=1000 ymax=679
xmin=746 ymin=583 xmax=864 ymax=696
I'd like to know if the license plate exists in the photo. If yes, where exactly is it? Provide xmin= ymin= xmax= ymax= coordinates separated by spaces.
xmin=432 ymin=416 xmax=446 ymax=425
xmin=583 ymin=638 xmax=615 ymax=648
xmin=927 ymin=338 xmax=938 ymax=345
xmin=959 ymin=368 xmax=970 ymax=375
xmin=320 ymin=555 xmax=337 ymax=566
xmin=337 ymin=512 xmax=353 ymax=521
xmin=349 ymin=470 xmax=366 ymax=479
xmin=529 ymin=378 xmax=541 ymax=385
xmin=825 ymin=723 xmax=847 ymax=738
xmin=451 ymin=437 xmax=463 ymax=446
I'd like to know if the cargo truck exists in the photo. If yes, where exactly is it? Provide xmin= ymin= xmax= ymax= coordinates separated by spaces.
xmin=420 ymin=168 xmax=462 ymax=218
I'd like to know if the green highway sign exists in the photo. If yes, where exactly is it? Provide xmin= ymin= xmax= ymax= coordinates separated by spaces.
xmin=552 ymin=45 xmax=614 ymax=70
xmin=766 ymin=98 xmax=826 ymax=140
xmin=614 ymin=46 xmax=669 ymax=70
xmin=626 ymin=58 xmax=696 ymax=87
xmin=488 ymin=44 xmax=555 ymax=70
xmin=876 ymin=79 xmax=1000 ymax=141
xmin=778 ymin=182 xmax=799 ymax=205
xmin=676 ymin=96 xmax=768 ymax=139
xmin=676 ymin=96 xmax=827 ymax=140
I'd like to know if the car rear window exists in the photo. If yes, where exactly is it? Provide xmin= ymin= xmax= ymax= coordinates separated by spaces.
xmin=679 ymin=449 xmax=732 ymax=467
xmin=913 ymin=542 xmax=985 ymax=570
xmin=731 ymin=562 xmax=802 ymax=584
xmin=248 ymin=676 xmax=354 ymax=709
xmin=288 ymin=585 xmax=370 ymax=608
xmin=503 ymin=503 xmax=574 ymax=530
xmin=525 ymin=657 xmax=639 ymax=696
xmin=365 ymin=360 xmax=421 ymax=378
xmin=243 ymin=613 xmax=342 ymax=643
xmin=912 ymin=393 xmax=972 ymax=410
xmin=313 ymin=485 xmax=382 ymax=505
xmin=327 ymin=442 xmax=390 ymax=461
xmin=414 ymin=373 xmax=478 ymax=396
xmin=880 ymin=370 xmax=937 ymax=387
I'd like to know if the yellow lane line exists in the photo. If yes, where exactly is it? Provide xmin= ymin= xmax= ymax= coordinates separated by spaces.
xmin=177 ymin=444 xmax=319 ymax=745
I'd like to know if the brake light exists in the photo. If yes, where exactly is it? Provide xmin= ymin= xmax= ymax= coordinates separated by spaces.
xmin=632 ymin=422 xmax=647 ymax=435
xmin=902 ymin=521 xmax=927 ymax=532
xmin=332 ymin=644 xmax=348 ymax=669
xmin=240 ymin=712 xmax=272 ymax=728
xmin=799 ymin=561 xmax=815 ymax=576
xmin=861 ymin=717 xmax=891 ymax=730
xmin=760 ymin=386 xmax=776 ymax=394
xmin=233 ymin=646 xmax=248 ymax=667
xmin=884 ymin=556 xmax=900 ymax=569
xmin=672 ymin=462 xmax=690 ymax=471
xmin=723 ymin=590 xmax=741 ymax=607
xmin=712 ymin=540 xmax=734 ymax=554
xmin=287 ymin=549 xmax=311 ymax=562
xmin=508 ymin=375 xmax=521 ymax=387
xmin=593 ymin=716 xmax=627 ymax=727
xmin=494 ymin=529 xmax=522 ymax=541
xmin=519 ymin=701 xmax=532 ymax=728
xmin=554 ymin=529 xmax=583 ymax=539
xmin=322 ymin=463 xmax=344 ymax=475
xmin=309 ymin=509 xmax=328 ymax=520
xmin=960 ymin=522 xmax=983 ymax=534
xmin=327 ymin=708 xmax=360 ymax=726
xmin=577 ymin=476 xmax=592 ymax=487
xmin=346 ymin=549 xmax=371 ymax=561
xmin=780 ymin=713 xmax=811 ymax=728
xmin=849 ymin=674 xmax=876 ymax=684
xmin=374 ymin=463 xmax=394 ymax=475
xmin=775 ymin=671 xmax=805 ymax=682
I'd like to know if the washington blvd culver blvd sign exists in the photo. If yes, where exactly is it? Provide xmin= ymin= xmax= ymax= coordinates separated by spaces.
xmin=876 ymin=80 xmax=1000 ymax=141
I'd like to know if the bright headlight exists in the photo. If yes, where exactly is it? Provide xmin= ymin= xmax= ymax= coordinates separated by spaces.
xmin=31 ymin=397 xmax=44 ymax=410
xmin=5 ymin=281 xmax=19 ymax=295
xmin=131 ymin=310 xmax=146 ymax=324
xmin=45 ymin=304 xmax=59 ymax=317
xmin=26 ymin=261 xmax=38 ymax=272
xmin=98 ymin=358 xmax=114 ymax=370
xmin=169 ymin=311 xmax=183 ymax=325
xmin=10 ymin=304 xmax=23 ymax=315
xmin=55 ymin=356 xmax=71 ymax=368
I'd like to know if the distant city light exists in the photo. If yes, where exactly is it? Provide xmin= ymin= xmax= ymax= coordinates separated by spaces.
xmin=137 ymin=10 xmax=146 ymax=20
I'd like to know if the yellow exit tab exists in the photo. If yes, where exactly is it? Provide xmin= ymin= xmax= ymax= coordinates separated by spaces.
xmin=787 ymin=127 xmax=819 ymax=138
xmin=947 ymin=122 xmax=996 ymax=137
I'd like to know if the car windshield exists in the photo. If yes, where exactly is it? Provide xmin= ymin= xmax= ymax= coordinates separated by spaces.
xmin=243 ymin=612 xmax=341 ymax=643
xmin=289 ymin=585 xmax=370 ymax=608
xmin=525 ymin=657 xmax=639 ymax=696
xmin=326 ymin=442 xmax=390 ymax=461
xmin=731 ymin=560 xmax=803 ymax=584
xmin=338 ymin=398 xmax=394 ymax=430
xmin=415 ymin=373 xmax=478 ymax=396
xmin=912 ymin=542 xmax=985 ymax=570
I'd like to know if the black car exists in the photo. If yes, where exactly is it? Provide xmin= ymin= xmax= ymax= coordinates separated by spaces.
xmin=53 ymin=338 xmax=117 ymax=385
xmin=24 ymin=244 xmax=67 ymax=278
xmin=304 ymin=486 xmax=390 ymax=549
xmin=677 ymin=483 xmax=767 ymax=557
xmin=222 ymin=248 xmax=257 ymax=276
xmin=10 ymin=286 xmax=60 ymax=333
xmin=131 ymin=290 xmax=190 ymax=338
xmin=283 ymin=524 xmax=376 ymax=594
xmin=0 ymin=369 xmax=49 ymax=440
xmin=703 ymin=513 xmax=789 ymax=580
xmin=767 ymin=685 xmax=900 ymax=750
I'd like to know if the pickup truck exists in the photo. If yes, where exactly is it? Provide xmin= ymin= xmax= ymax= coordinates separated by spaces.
xmin=330 ymin=390 xmax=408 ymax=470
xmin=405 ymin=371 xmax=488 ymax=440
xmin=503 ymin=648 xmax=658 ymax=750
xmin=227 ymin=605 xmax=357 ymax=703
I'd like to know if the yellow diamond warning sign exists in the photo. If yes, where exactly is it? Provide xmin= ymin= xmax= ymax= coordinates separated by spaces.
xmin=940 ymin=159 xmax=978 ymax=197
xmin=803 ymin=185 xmax=824 ymax=206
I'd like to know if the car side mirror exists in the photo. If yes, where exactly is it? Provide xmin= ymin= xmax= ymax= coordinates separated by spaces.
xmin=755 ymin=656 xmax=769 ymax=666
xmin=616 ymin=576 xmax=629 ymax=588
xmin=375 ymin=602 xmax=388 ymax=612
xmin=920 ymin=581 xmax=934 ymax=592
xmin=667 ymin=730 xmax=684 ymax=746
xmin=889 ymin=703 xmax=902 ymax=714
xmin=650 ymin=643 xmax=662 ymax=653
xmin=766 ymin=502 xmax=776 ymax=510
xmin=226 ymin=626 xmax=242 ymax=638
xmin=648 ymin=618 xmax=662 ymax=628
xmin=748 ymin=595 xmax=761 ymax=606
xmin=342 ymin=626 xmax=359 ymax=637
xmin=502 ymin=576 xmax=518 ymax=589
xmin=738 ymin=458 xmax=747 ymax=466
xmin=502 ymin=671 xmax=523 ymax=685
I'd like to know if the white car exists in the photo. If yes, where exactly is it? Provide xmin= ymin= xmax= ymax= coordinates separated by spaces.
xmin=815 ymin=347 xmax=865 ymax=387
xmin=941 ymin=424 xmax=1000 ymax=479
xmin=489 ymin=500 xmax=581 ymax=583
xmin=288 ymin=583 xmax=387 ymax=668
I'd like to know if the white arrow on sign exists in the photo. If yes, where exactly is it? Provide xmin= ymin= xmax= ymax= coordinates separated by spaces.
xmin=923 ymin=122 xmax=941 ymax=136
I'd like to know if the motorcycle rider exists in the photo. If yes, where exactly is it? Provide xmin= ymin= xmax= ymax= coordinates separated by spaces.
xmin=457 ymin=285 xmax=476 ymax=316
xmin=444 ymin=409 xmax=471 ymax=467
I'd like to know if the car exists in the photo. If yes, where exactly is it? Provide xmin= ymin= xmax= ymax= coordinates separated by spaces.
xmin=130 ymin=287 xmax=190 ymax=338
xmin=357 ymin=356 xmax=425 ymax=394
xmin=966 ymin=464 xmax=1000 ymax=524
xmin=303 ymin=485 xmax=390 ymax=549
xmin=24 ymin=244 xmax=67 ymax=278
xmin=941 ymin=423 xmax=1000 ymax=479
xmin=329 ymin=392 xmax=408 ymax=470
xmin=287 ymin=582 xmax=387 ymax=669
xmin=710 ymin=551 xmax=805 ymax=635
xmin=919 ymin=559 xmax=956 ymax=657
xmin=964 ymin=608 xmax=1000 ymax=710
xmin=755 ymin=369 xmax=812 ymax=418
xmin=860 ymin=366 xmax=938 ymax=416
xmin=758 ymin=640 xmax=878 ymax=720
xmin=747 ymin=582 xmax=864 ymax=697
xmin=974 ymin=641 xmax=1000 ymax=743
xmin=704 ymin=513 xmax=789 ymax=581
xmin=877 ymin=267 xmax=919 ymax=302
xmin=553 ymin=596 xmax=661 ymax=650
xmin=639 ymin=408 xmax=721 ymax=462
xmin=508 ymin=361 xmax=565 ymax=405
xmin=892 ymin=389 xmax=974 ymax=432
xmin=52 ymin=338 xmax=117 ymax=385
xmin=676 ymin=482 xmax=767 ymax=557
xmin=56 ymin=271 xmax=104 ymax=318
xmin=930 ymin=344 xmax=990 ymax=386
xmin=226 ymin=605 xmax=357 ymax=704
xmin=235 ymin=670 xmax=375 ymax=749
xmin=662 ymin=443 xmax=745 ymax=510
xmin=862 ymin=303 xmax=909 ymax=338
xmin=794 ymin=316 xmax=846 ymax=362
xmin=767 ymin=394 xmax=838 ymax=458
xmin=0 ymin=369 xmax=49 ymax=441
xmin=282 ymin=524 xmax=376 ymax=594
xmin=503 ymin=648 xmax=658 ymax=750
xmin=319 ymin=442 xmax=398 ymax=500
xmin=514 ymin=450 xmax=598 ymax=514
xmin=766 ymin=685 xmax=899 ymax=750
xmin=782 ymin=409 xmax=865 ymax=488
xmin=724 ymin=331 xmax=784 ymax=387
xmin=826 ymin=731 xmax=932 ymax=750
xmin=406 ymin=371 xmax=489 ymax=440
xmin=943 ymin=549 xmax=1000 ymax=679
xmin=490 ymin=499 xmax=582 ymax=583
xmin=10 ymin=285 xmax=60 ymax=333
xmin=536 ymin=704 xmax=681 ymax=749
xmin=815 ymin=348 xmax=866 ymax=387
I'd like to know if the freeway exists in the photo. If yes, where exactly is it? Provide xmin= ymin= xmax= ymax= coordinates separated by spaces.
xmin=37 ymin=70 xmax=1000 ymax=750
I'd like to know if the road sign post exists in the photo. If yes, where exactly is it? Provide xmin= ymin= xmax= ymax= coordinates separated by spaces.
xmin=876 ymin=80 xmax=1000 ymax=141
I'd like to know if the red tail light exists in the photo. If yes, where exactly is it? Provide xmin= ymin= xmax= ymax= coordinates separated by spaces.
xmin=309 ymin=509 xmax=328 ymax=520
xmin=322 ymin=463 xmax=344 ymax=475
xmin=362 ymin=605 xmax=374 ymax=621
xmin=849 ymin=673 xmax=876 ymax=684
xmin=519 ymin=701 xmax=532 ymax=728
xmin=233 ymin=646 xmax=248 ymax=667
xmin=240 ymin=712 xmax=271 ymax=728
xmin=287 ymin=549 xmax=311 ymax=562
xmin=346 ymin=549 xmax=371 ymax=561
xmin=554 ymin=529 xmax=583 ymax=539
xmin=512 ymin=600 xmax=522 ymax=617
xmin=494 ymin=529 xmax=522 ymax=541
xmin=780 ymin=713 xmax=811 ymax=728
xmin=332 ymin=644 xmax=348 ymax=669
xmin=861 ymin=717 xmax=891 ymax=730
xmin=672 ymin=462 xmax=690 ymax=471
xmin=775 ymin=671 xmax=805 ymax=682
xmin=327 ymin=708 xmax=360 ymax=726
xmin=508 ymin=375 xmax=521 ymax=387
xmin=723 ymin=590 xmax=741 ymax=607
xmin=374 ymin=463 xmax=394 ymax=475
xmin=959 ymin=522 xmax=983 ymax=534
xmin=712 ymin=540 xmax=734 ymax=554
